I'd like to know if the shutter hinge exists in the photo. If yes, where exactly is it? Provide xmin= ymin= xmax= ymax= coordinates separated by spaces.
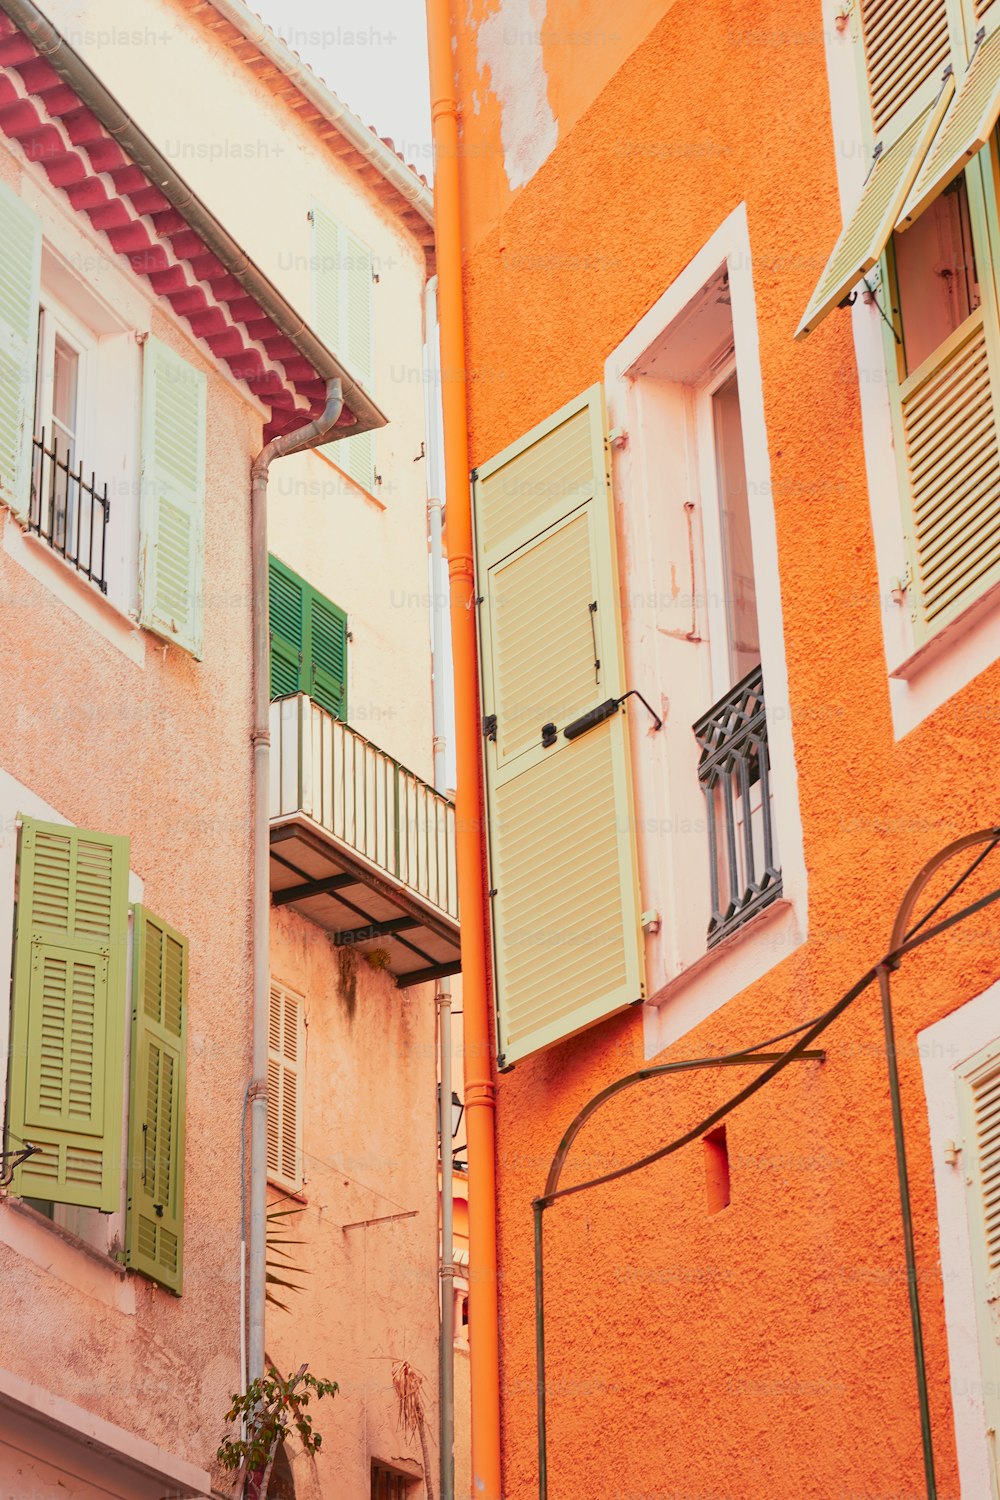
xmin=483 ymin=713 xmax=497 ymax=741
xmin=891 ymin=562 xmax=912 ymax=604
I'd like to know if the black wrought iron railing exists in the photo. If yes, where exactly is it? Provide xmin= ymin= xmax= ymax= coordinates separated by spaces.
xmin=692 ymin=662 xmax=781 ymax=946
xmin=29 ymin=430 xmax=110 ymax=594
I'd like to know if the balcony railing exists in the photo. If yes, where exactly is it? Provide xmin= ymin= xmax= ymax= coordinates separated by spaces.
xmin=30 ymin=431 xmax=110 ymax=593
xmin=269 ymin=695 xmax=459 ymax=984
xmin=692 ymin=663 xmax=781 ymax=946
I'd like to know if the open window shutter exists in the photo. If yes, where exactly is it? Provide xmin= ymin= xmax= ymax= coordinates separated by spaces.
xmin=857 ymin=0 xmax=952 ymax=140
xmin=474 ymin=385 xmax=644 ymax=1066
xmin=311 ymin=204 xmax=341 ymax=351
xmin=796 ymin=83 xmax=954 ymax=338
xmin=7 ymin=817 xmax=129 ymax=1210
xmin=0 ymin=181 xmax=41 ymax=515
xmin=957 ymin=1041 xmax=1000 ymax=1456
xmin=139 ymin=336 xmax=206 ymax=658
xmin=308 ymin=591 xmax=348 ymax=720
xmin=125 ymin=906 xmax=187 ymax=1293
xmin=898 ymin=27 xmax=1000 ymax=228
xmin=267 ymin=981 xmax=303 ymax=1192
xmin=269 ymin=554 xmax=306 ymax=697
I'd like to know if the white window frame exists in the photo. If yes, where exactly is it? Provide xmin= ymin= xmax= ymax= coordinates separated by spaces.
xmin=605 ymin=202 xmax=807 ymax=1058
xmin=820 ymin=0 xmax=1000 ymax=735
xmin=919 ymin=981 xmax=1000 ymax=1499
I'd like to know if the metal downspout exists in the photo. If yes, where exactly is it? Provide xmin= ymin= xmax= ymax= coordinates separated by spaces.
xmin=426 ymin=277 xmax=455 ymax=1500
xmin=425 ymin=7 xmax=503 ymax=1497
xmin=248 ymin=379 xmax=344 ymax=1391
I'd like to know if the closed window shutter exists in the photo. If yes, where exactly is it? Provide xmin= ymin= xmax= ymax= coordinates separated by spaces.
xmin=139 ymin=336 xmax=207 ymax=659
xmin=957 ymin=1041 xmax=1000 ymax=1455
xmin=125 ymin=906 xmax=187 ymax=1294
xmin=8 ymin=817 xmax=129 ymax=1211
xmin=312 ymin=206 xmax=376 ymax=494
xmin=269 ymin=554 xmax=306 ymax=697
xmin=474 ymin=385 xmax=644 ymax=1066
xmin=0 ymin=181 xmax=41 ymax=515
xmin=858 ymin=0 xmax=951 ymax=139
xmin=796 ymin=84 xmax=954 ymax=338
xmin=898 ymin=28 xmax=1000 ymax=229
xmin=308 ymin=591 xmax=348 ymax=719
xmin=267 ymin=981 xmax=303 ymax=1192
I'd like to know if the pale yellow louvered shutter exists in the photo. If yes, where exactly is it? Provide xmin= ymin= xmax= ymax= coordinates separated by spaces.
xmin=796 ymin=83 xmax=954 ymax=338
xmin=898 ymin=26 xmax=1000 ymax=228
xmin=473 ymin=386 xmax=644 ymax=1067
xmin=267 ymin=981 xmax=304 ymax=1192
xmin=957 ymin=1039 xmax=1000 ymax=1474
xmin=857 ymin=0 xmax=952 ymax=141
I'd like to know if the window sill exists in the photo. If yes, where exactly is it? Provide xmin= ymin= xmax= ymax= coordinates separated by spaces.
xmin=267 ymin=1178 xmax=308 ymax=1205
xmin=643 ymin=896 xmax=806 ymax=1057
xmin=888 ymin=575 xmax=1000 ymax=682
xmin=0 ymin=1192 xmax=136 ymax=1313
xmin=3 ymin=511 xmax=145 ymax=667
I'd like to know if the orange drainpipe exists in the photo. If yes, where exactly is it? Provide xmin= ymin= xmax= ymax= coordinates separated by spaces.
xmin=425 ymin=2 xmax=503 ymax=1497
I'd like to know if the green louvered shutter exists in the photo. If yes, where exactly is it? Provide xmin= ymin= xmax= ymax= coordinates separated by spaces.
xmin=474 ymin=386 xmax=645 ymax=1066
xmin=0 ymin=181 xmax=41 ymax=515
xmin=312 ymin=206 xmax=376 ymax=494
xmin=126 ymin=906 xmax=187 ymax=1293
xmin=309 ymin=591 xmax=348 ymax=719
xmin=7 ymin=817 xmax=129 ymax=1211
xmin=269 ymin=554 xmax=305 ymax=697
xmin=139 ymin=336 xmax=207 ymax=658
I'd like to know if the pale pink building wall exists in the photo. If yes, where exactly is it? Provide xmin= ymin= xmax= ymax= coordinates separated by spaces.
xmin=0 ymin=129 xmax=258 ymax=1496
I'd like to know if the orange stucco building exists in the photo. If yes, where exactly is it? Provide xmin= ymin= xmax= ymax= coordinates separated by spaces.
xmin=434 ymin=0 xmax=1000 ymax=1496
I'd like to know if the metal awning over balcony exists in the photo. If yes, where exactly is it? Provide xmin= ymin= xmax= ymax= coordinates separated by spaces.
xmin=269 ymin=695 xmax=460 ymax=986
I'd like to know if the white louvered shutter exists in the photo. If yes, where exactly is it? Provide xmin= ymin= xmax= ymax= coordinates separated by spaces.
xmin=0 ymin=180 xmax=41 ymax=515
xmin=958 ymin=1040 xmax=1000 ymax=1471
xmin=267 ymin=981 xmax=304 ymax=1192
xmin=474 ymin=386 xmax=645 ymax=1066
xmin=139 ymin=336 xmax=206 ymax=658
xmin=312 ymin=206 xmax=376 ymax=494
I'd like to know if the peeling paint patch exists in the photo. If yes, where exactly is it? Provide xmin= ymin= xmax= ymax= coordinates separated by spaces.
xmin=477 ymin=0 xmax=558 ymax=190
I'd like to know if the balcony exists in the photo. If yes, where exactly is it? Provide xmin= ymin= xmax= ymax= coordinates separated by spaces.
xmin=269 ymin=695 xmax=460 ymax=986
xmin=693 ymin=664 xmax=782 ymax=946
xmin=30 ymin=431 xmax=110 ymax=593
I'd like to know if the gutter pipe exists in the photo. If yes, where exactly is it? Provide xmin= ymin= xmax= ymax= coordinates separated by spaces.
xmin=0 ymin=0 xmax=386 ymax=437
xmin=426 ymin=278 xmax=455 ymax=1500
xmin=424 ymin=9 xmax=503 ymax=1499
xmin=247 ymin=379 xmax=345 ymax=1391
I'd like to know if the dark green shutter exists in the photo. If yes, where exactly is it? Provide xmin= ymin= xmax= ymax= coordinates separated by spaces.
xmin=125 ymin=906 xmax=187 ymax=1294
xmin=309 ymin=593 xmax=348 ymax=719
xmin=269 ymin=555 xmax=305 ymax=697
xmin=268 ymin=554 xmax=348 ymax=719
xmin=7 ymin=817 xmax=129 ymax=1210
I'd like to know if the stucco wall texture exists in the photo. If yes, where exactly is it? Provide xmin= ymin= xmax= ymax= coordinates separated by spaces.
xmin=267 ymin=908 xmax=441 ymax=1496
xmin=0 ymin=152 xmax=256 ymax=1488
xmin=452 ymin=0 xmax=1000 ymax=1497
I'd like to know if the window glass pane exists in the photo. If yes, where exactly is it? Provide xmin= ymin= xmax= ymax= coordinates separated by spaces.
xmin=712 ymin=374 xmax=760 ymax=684
xmin=52 ymin=333 xmax=79 ymax=460
xmin=894 ymin=174 xmax=980 ymax=375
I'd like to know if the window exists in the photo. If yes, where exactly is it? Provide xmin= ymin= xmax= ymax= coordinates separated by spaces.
xmin=0 ymin=178 xmax=207 ymax=656
xmin=371 ymin=1464 xmax=417 ymax=1500
xmin=267 ymin=981 xmax=304 ymax=1194
xmin=956 ymin=1038 xmax=1000 ymax=1463
xmin=269 ymin=554 xmax=349 ymax=720
xmin=801 ymin=5 xmax=1000 ymax=646
xmin=5 ymin=816 xmax=188 ymax=1292
xmin=311 ymin=204 xmax=376 ymax=494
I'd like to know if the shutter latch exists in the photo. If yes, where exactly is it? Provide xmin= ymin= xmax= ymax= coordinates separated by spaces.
xmin=483 ymin=714 xmax=497 ymax=741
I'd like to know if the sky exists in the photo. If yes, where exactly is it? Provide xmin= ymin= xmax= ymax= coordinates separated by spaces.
xmin=248 ymin=0 xmax=435 ymax=178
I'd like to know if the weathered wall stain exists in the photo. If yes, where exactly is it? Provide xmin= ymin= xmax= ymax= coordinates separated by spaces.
xmin=476 ymin=0 xmax=558 ymax=190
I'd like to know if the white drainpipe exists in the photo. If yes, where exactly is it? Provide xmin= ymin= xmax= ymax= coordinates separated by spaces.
xmin=247 ymin=379 xmax=345 ymax=1391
